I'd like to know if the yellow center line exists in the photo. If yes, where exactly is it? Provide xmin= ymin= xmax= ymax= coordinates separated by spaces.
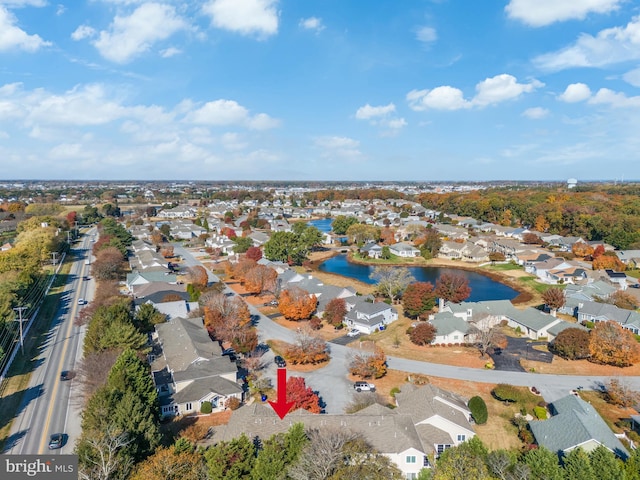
xmin=37 ymin=248 xmax=87 ymax=453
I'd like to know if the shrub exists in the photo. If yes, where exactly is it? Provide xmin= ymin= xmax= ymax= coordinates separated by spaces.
xmin=492 ymin=384 xmax=521 ymax=403
xmin=226 ymin=397 xmax=241 ymax=410
xmin=200 ymin=401 xmax=212 ymax=414
xmin=409 ymin=322 xmax=436 ymax=346
xmin=533 ymin=406 xmax=547 ymax=419
xmin=468 ymin=396 xmax=488 ymax=425
xmin=309 ymin=316 xmax=322 ymax=330
xmin=390 ymin=387 xmax=401 ymax=398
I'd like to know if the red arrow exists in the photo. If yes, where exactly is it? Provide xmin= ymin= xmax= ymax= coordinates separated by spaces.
xmin=268 ymin=367 xmax=294 ymax=419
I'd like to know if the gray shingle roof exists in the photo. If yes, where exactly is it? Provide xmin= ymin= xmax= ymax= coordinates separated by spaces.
xmin=155 ymin=317 xmax=222 ymax=371
xmin=529 ymin=394 xmax=629 ymax=459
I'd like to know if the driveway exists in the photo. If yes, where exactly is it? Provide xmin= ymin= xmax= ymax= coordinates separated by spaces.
xmin=489 ymin=337 xmax=552 ymax=372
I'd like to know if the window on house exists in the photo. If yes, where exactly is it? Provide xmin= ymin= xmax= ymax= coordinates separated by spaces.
xmin=436 ymin=444 xmax=451 ymax=454
xmin=185 ymin=402 xmax=192 ymax=411
xmin=406 ymin=455 xmax=416 ymax=464
xmin=406 ymin=474 xmax=417 ymax=480
xmin=457 ymin=434 xmax=466 ymax=442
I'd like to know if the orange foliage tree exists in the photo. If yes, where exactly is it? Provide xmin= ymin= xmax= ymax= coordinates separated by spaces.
xmin=232 ymin=258 xmax=257 ymax=283
xmin=201 ymin=293 xmax=251 ymax=338
xmin=129 ymin=446 xmax=206 ymax=480
xmin=286 ymin=377 xmax=322 ymax=414
xmin=380 ymin=227 xmax=396 ymax=245
xmin=589 ymin=321 xmax=640 ymax=367
xmin=244 ymin=265 xmax=277 ymax=296
xmin=592 ymin=254 xmax=626 ymax=271
xmin=349 ymin=347 xmax=387 ymax=379
xmin=284 ymin=327 xmax=330 ymax=365
xmin=278 ymin=287 xmax=318 ymax=321
xmin=571 ymin=241 xmax=594 ymax=258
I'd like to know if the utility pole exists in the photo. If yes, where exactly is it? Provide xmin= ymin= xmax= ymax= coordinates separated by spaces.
xmin=51 ymin=252 xmax=58 ymax=266
xmin=13 ymin=306 xmax=28 ymax=355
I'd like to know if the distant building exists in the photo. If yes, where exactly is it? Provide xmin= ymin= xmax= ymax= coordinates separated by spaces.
xmin=567 ymin=178 xmax=578 ymax=189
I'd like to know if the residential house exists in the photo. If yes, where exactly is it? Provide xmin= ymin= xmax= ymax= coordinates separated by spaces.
xmin=615 ymin=250 xmax=640 ymax=269
xmin=131 ymin=281 xmax=189 ymax=303
xmin=504 ymin=307 xmax=563 ymax=340
xmin=151 ymin=316 xmax=243 ymax=418
xmin=210 ymin=383 xmax=475 ymax=478
xmin=344 ymin=300 xmax=398 ymax=334
xmin=360 ymin=241 xmax=383 ymax=259
xmin=529 ymin=394 xmax=628 ymax=459
xmin=577 ymin=300 xmax=640 ymax=334
xmin=157 ymin=204 xmax=197 ymax=219
xmin=390 ymin=242 xmax=421 ymax=258
xmin=559 ymin=281 xmax=616 ymax=316
xmin=126 ymin=272 xmax=177 ymax=293
xmin=427 ymin=314 xmax=479 ymax=345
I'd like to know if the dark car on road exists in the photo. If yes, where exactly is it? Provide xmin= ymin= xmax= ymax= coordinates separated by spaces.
xmin=60 ymin=370 xmax=74 ymax=381
xmin=48 ymin=433 xmax=64 ymax=449
xmin=274 ymin=355 xmax=286 ymax=368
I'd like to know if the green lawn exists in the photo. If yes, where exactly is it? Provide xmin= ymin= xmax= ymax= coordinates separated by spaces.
xmin=351 ymin=253 xmax=428 ymax=265
xmin=517 ymin=276 xmax=566 ymax=294
xmin=483 ymin=262 xmax=523 ymax=272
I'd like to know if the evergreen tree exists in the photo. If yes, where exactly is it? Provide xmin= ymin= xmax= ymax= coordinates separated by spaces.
xmin=624 ymin=447 xmax=640 ymax=480
xmin=107 ymin=348 xmax=158 ymax=416
xmin=588 ymin=445 xmax=625 ymax=480
xmin=204 ymin=434 xmax=255 ymax=480
xmin=562 ymin=448 xmax=595 ymax=480
xmin=434 ymin=437 xmax=490 ymax=480
xmin=522 ymin=447 xmax=563 ymax=480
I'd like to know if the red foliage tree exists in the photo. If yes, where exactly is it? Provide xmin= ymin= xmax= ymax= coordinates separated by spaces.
xmin=541 ymin=287 xmax=565 ymax=315
xmin=286 ymin=377 xmax=322 ymax=414
xmin=322 ymin=298 xmax=347 ymax=327
xmin=245 ymin=246 xmax=263 ymax=262
xmin=66 ymin=211 xmax=77 ymax=228
xmin=435 ymin=273 xmax=471 ymax=305
xmin=592 ymin=244 xmax=605 ymax=258
xmin=402 ymin=282 xmax=436 ymax=319
xmin=409 ymin=323 xmax=437 ymax=346
xmin=278 ymin=287 xmax=318 ymax=321
xmin=550 ymin=327 xmax=590 ymax=360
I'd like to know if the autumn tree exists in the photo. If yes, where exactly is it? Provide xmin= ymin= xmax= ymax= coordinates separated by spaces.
xmin=92 ymin=246 xmax=125 ymax=280
xmin=243 ymin=264 xmax=277 ymax=296
xmin=435 ymin=273 xmax=471 ymax=306
xmin=572 ymin=241 xmax=594 ymax=258
xmin=287 ymin=376 xmax=322 ymax=414
xmin=522 ymin=232 xmax=541 ymax=245
xmin=370 ymin=266 xmax=414 ymax=303
xmin=284 ymin=326 xmax=330 ymax=365
xmin=379 ymin=227 xmax=396 ymax=245
xmin=349 ymin=347 xmax=387 ymax=379
xmin=605 ymin=378 xmax=640 ymax=407
xmin=278 ymin=287 xmax=318 ymax=321
xmin=345 ymin=223 xmax=379 ymax=245
xmin=593 ymin=244 xmax=605 ymax=258
xmin=129 ymin=446 xmax=206 ymax=480
xmin=322 ymin=297 xmax=347 ymax=327
xmin=589 ymin=321 xmax=640 ymax=367
xmin=607 ymin=290 xmax=639 ymax=310
xmin=245 ymin=246 xmax=262 ymax=262
xmin=541 ymin=287 xmax=565 ymax=316
xmin=409 ymin=322 xmax=436 ymax=346
xmin=488 ymin=251 xmax=506 ymax=263
xmin=550 ymin=327 xmax=590 ymax=360
xmin=201 ymin=292 xmax=251 ymax=342
xmin=402 ymin=281 xmax=436 ymax=318
xmin=593 ymin=253 xmax=626 ymax=271
xmin=186 ymin=265 xmax=208 ymax=288
xmin=416 ymin=228 xmax=442 ymax=259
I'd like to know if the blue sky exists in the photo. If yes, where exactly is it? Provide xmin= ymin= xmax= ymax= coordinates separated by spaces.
xmin=1 ymin=0 xmax=640 ymax=182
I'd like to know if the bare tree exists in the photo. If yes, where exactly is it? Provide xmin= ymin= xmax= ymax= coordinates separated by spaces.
xmin=78 ymin=426 xmax=134 ymax=480
xmin=474 ymin=316 xmax=507 ymax=358
xmin=76 ymin=350 xmax=121 ymax=404
xmin=369 ymin=266 xmax=414 ymax=303
xmin=287 ymin=428 xmax=360 ymax=480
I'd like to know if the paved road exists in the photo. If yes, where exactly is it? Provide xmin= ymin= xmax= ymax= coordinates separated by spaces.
xmin=4 ymin=230 xmax=94 ymax=455
xmin=182 ymin=247 xmax=640 ymax=411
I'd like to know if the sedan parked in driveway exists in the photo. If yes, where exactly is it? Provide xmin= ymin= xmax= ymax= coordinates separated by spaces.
xmin=274 ymin=355 xmax=286 ymax=368
xmin=346 ymin=329 xmax=360 ymax=337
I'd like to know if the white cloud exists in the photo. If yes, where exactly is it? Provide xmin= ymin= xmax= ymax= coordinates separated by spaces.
xmin=534 ymin=16 xmax=640 ymax=71
xmin=558 ymin=83 xmax=592 ymax=102
xmin=299 ymin=16 xmax=324 ymax=33
xmin=589 ymin=88 xmax=640 ymax=107
xmin=505 ymin=0 xmax=622 ymax=27
xmin=407 ymin=74 xmax=541 ymax=111
xmin=160 ymin=47 xmax=181 ymax=58
xmin=0 ymin=6 xmax=51 ymax=52
xmin=522 ymin=107 xmax=549 ymax=119
xmin=71 ymin=25 xmax=96 ymax=41
xmin=622 ymin=67 xmax=640 ymax=87
xmin=385 ymin=118 xmax=407 ymax=129
xmin=416 ymin=26 xmax=437 ymax=44
xmin=314 ymin=136 xmax=362 ymax=160
xmin=0 ymin=0 xmax=47 ymax=6
xmin=473 ymin=74 xmax=543 ymax=106
xmin=407 ymin=86 xmax=471 ymax=111
xmin=202 ymin=0 xmax=278 ymax=38
xmin=185 ymin=99 xmax=279 ymax=130
xmin=56 ymin=4 xmax=65 ymax=16
xmin=355 ymin=103 xmax=396 ymax=120
xmin=93 ymin=3 xmax=188 ymax=63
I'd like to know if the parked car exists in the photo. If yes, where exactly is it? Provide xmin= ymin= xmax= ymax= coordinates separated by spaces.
xmin=48 ymin=433 xmax=64 ymax=449
xmin=274 ymin=355 xmax=286 ymax=368
xmin=77 ymin=298 xmax=86 ymax=305
xmin=346 ymin=329 xmax=360 ymax=337
xmin=354 ymin=381 xmax=375 ymax=392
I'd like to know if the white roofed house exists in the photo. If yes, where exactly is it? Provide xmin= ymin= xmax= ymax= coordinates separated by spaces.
xmin=150 ymin=316 xmax=243 ymax=418
xmin=344 ymin=299 xmax=398 ymax=334
xmin=389 ymin=242 xmax=421 ymax=258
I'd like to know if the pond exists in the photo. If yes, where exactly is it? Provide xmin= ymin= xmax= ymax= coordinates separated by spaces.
xmin=318 ymin=254 xmax=519 ymax=302
xmin=307 ymin=218 xmax=333 ymax=233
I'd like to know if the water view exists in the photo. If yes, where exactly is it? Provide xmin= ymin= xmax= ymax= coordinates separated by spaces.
xmin=308 ymin=218 xmax=333 ymax=233
xmin=319 ymin=254 xmax=519 ymax=302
